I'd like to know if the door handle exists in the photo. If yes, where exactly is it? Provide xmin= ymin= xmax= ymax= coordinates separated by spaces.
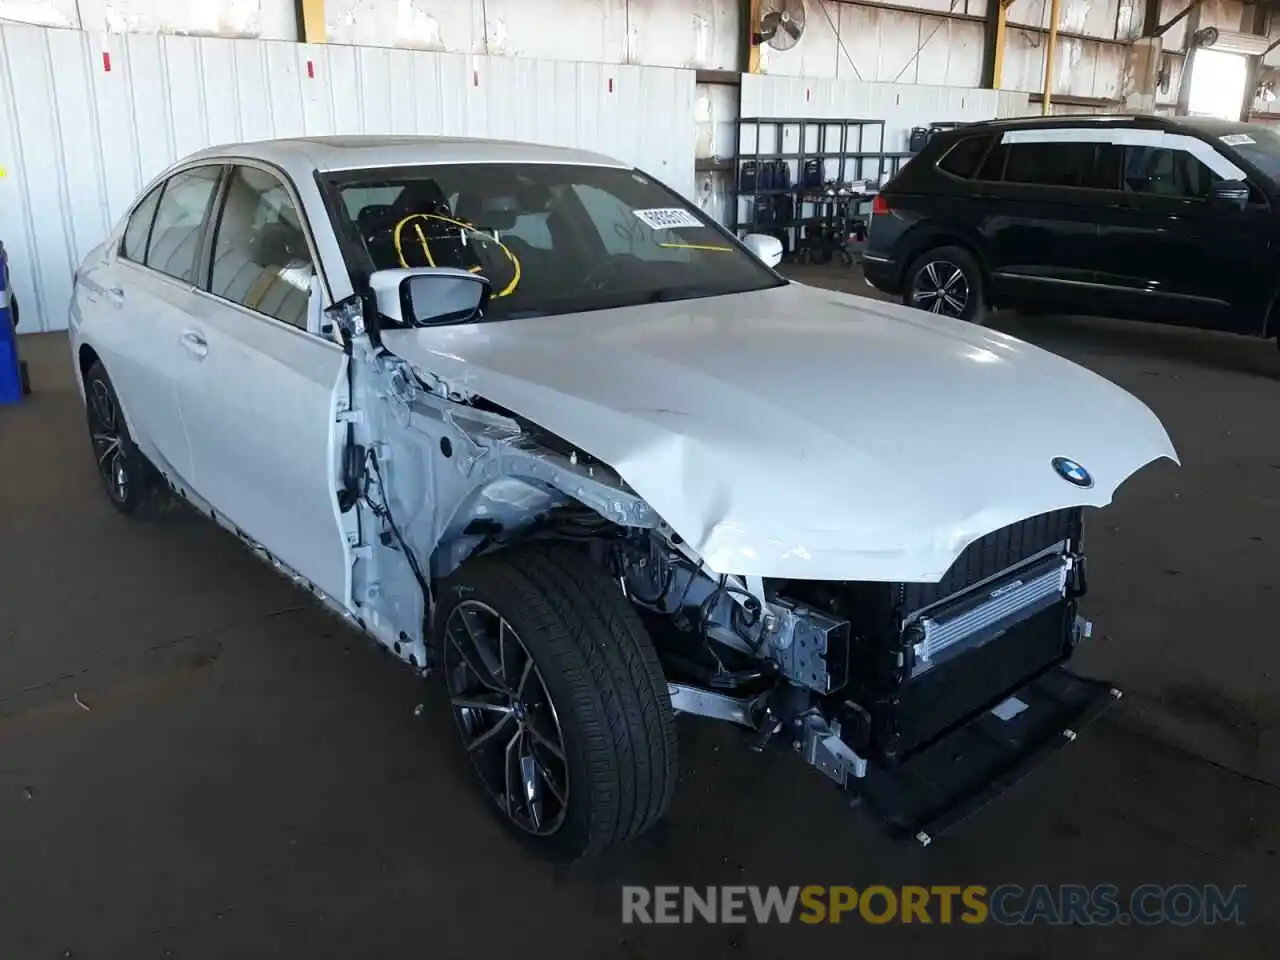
xmin=181 ymin=329 xmax=208 ymax=358
xmin=106 ymin=287 xmax=125 ymax=306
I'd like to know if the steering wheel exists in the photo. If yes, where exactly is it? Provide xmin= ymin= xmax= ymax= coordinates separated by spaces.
xmin=578 ymin=255 xmax=637 ymax=292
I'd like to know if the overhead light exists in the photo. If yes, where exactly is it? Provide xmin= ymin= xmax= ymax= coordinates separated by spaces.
xmin=1195 ymin=27 xmax=1273 ymax=56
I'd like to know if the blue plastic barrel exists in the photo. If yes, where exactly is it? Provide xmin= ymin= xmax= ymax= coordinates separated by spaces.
xmin=0 ymin=250 xmax=22 ymax=405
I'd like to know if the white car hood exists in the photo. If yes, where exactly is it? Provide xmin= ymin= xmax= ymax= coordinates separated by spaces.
xmin=382 ymin=282 xmax=1178 ymax=583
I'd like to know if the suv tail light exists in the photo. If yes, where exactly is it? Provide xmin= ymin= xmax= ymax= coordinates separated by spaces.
xmin=872 ymin=194 xmax=891 ymax=216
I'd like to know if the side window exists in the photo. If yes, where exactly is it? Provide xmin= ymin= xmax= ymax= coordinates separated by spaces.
xmin=1093 ymin=143 xmax=1123 ymax=190
xmin=121 ymin=184 xmax=163 ymax=262
xmin=937 ymin=136 xmax=991 ymax=179
xmin=1003 ymin=142 xmax=1099 ymax=188
xmin=145 ymin=166 xmax=222 ymax=283
xmin=975 ymin=141 xmax=1009 ymax=181
xmin=572 ymin=184 xmax=689 ymax=263
xmin=209 ymin=166 xmax=315 ymax=329
xmin=1121 ymin=146 xmax=1221 ymax=199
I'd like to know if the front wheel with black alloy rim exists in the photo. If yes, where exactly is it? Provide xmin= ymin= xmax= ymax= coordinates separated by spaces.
xmin=903 ymin=245 xmax=986 ymax=324
xmin=433 ymin=543 xmax=678 ymax=862
xmin=83 ymin=360 xmax=157 ymax=515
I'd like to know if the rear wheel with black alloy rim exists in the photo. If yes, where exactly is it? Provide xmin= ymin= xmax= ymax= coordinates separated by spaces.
xmin=903 ymin=244 xmax=986 ymax=324
xmin=433 ymin=543 xmax=678 ymax=862
xmin=83 ymin=360 xmax=158 ymax=515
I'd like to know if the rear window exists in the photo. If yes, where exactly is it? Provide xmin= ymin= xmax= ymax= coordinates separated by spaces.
xmin=1003 ymin=142 xmax=1100 ymax=188
xmin=937 ymin=136 xmax=991 ymax=179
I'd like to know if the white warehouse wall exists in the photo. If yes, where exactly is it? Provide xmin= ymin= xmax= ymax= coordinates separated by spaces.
xmin=325 ymin=0 xmax=742 ymax=70
xmin=758 ymin=0 xmax=989 ymax=87
xmin=10 ymin=1 xmax=1271 ymax=113
xmin=0 ymin=0 xmax=744 ymax=69
xmin=0 ymin=0 xmax=298 ymax=36
xmin=761 ymin=0 xmax=1136 ymax=101
xmin=757 ymin=0 xmax=1269 ymax=110
xmin=0 ymin=21 xmax=695 ymax=332
xmin=741 ymin=73 xmax=1005 ymax=154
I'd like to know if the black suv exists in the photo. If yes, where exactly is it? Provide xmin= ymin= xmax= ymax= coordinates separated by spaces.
xmin=863 ymin=114 xmax=1280 ymax=344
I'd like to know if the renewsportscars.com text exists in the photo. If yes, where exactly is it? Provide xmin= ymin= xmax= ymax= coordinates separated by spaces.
xmin=621 ymin=884 xmax=1247 ymax=926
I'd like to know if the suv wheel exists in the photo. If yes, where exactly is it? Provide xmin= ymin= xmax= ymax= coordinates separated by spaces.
xmin=433 ymin=543 xmax=678 ymax=862
xmin=904 ymin=245 xmax=986 ymax=323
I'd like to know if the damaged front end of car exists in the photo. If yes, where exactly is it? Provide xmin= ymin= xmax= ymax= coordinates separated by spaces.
xmin=323 ymin=274 xmax=1127 ymax=847
xmin=608 ymin=509 xmax=1117 ymax=844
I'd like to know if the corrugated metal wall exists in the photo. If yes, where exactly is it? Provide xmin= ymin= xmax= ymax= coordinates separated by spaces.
xmin=759 ymin=0 xmax=989 ymax=85
xmin=741 ymin=73 xmax=1004 ymax=153
xmin=0 ymin=0 xmax=743 ymax=69
xmin=325 ymin=0 xmax=742 ymax=70
xmin=0 ymin=0 xmax=299 ymax=36
xmin=0 ymin=22 xmax=695 ymax=332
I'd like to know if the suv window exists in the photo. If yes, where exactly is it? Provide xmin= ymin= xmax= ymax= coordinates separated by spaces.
xmin=146 ymin=167 xmax=221 ymax=283
xmin=208 ymin=166 xmax=315 ymax=329
xmin=121 ymin=184 xmax=163 ymax=263
xmin=1120 ymin=145 xmax=1220 ymax=199
xmin=1003 ymin=142 xmax=1099 ymax=188
xmin=975 ymin=141 xmax=1009 ymax=181
xmin=937 ymin=136 xmax=991 ymax=179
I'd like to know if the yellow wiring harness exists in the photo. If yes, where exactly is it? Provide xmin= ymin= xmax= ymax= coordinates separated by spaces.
xmin=390 ymin=210 xmax=731 ymax=302
xmin=392 ymin=212 xmax=522 ymax=298
xmin=658 ymin=241 xmax=732 ymax=252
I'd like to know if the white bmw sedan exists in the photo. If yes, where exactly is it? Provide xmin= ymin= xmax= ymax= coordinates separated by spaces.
xmin=69 ymin=136 xmax=1176 ymax=861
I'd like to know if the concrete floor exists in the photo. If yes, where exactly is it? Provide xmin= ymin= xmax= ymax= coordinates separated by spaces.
xmin=2 ymin=269 xmax=1279 ymax=958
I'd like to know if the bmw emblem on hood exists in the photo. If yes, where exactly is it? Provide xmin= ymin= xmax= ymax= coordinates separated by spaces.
xmin=1051 ymin=457 xmax=1093 ymax=488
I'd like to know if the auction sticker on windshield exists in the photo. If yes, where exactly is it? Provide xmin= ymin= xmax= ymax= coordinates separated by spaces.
xmin=634 ymin=208 xmax=704 ymax=230
xmin=1220 ymin=133 xmax=1256 ymax=146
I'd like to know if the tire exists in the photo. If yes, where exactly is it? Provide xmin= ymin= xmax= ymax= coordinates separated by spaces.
xmin=83 ymin=360 xmax=158 ymax=515
xmin=903 ymin=244 xmax=987 ymax=323
xmin=432 ymin=543 xmax=678 ymax=862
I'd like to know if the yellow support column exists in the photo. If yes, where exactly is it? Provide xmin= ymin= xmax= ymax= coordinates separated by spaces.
xmin=1042 ymin=0 xmax=1062 ymax=114
xmin=991 ymin=1 xmax=1009 ymax=89
xmin=297 ymin=0 xmax=326 ymax=44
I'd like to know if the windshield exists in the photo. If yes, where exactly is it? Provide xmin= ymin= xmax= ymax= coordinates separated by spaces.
xmin=324 ymin=163 xmax=782 ymax=322
xmin=1224 ymin=126 xmax=1280 ymax=187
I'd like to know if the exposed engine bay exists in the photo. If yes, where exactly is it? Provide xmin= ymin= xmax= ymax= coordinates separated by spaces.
xmin=603 ymin=502 xmax=1101 ymax=830
xmin=325 ymin=310 xmax=1118 ymax=844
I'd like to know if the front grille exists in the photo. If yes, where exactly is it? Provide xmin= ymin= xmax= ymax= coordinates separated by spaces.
xmin=874 ymin=602 xmax=1075 ymax=761
xmin=820 ymin=508 xmax=1082 ymax=653
xmin=908 ymin=553 xmax=1071 ymax=676
xmin=900 ymin=507 xmax=1081 ymax=614
xmin=792 ymin=509 xmax=1085 ymax=763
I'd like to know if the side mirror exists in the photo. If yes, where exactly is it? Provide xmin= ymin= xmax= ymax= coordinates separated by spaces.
xmin=1208 ymin=179 xmax=1250 ymax=211
xmin=742 ymin=233 xmax=784 ymax=268
xmin=368 ymin=267 xmax=492 ymax=327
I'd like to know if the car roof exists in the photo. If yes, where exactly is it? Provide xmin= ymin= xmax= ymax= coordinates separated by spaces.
xmin=184 ymin=134 xmax=628 ymax=175
xmin=944 ymin=113 xmax=1265 ymax=138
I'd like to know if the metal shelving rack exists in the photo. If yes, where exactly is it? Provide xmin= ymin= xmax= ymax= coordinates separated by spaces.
xmin=732 ymin=117 xmax=912 ymax=265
